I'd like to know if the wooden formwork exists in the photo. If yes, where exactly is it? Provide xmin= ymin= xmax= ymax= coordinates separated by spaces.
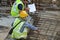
xmin=28 ymin=10 xmax=60 ymax=40
xmin=32 ymin=0 xmax=60 ymax=11
xmin=28 ymin=17 xmax=60 ymax=40
xmin=0 ymin=0 xmax=60 ymax=14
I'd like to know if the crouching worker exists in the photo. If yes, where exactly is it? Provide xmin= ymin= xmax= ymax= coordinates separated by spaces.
xmin=11 ymin=11 xmax=40 ymax=40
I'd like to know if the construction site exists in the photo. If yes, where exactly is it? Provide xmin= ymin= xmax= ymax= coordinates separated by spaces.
xmin=0 ymin=0 xmax=60 ymax=40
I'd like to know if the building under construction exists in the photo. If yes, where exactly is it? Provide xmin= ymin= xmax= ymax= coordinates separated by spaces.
xmin=0 ymin=0 xmax=60 ymax=40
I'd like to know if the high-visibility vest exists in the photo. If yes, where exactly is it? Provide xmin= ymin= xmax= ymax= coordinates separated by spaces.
xmin=11 ymin=0 xmax=24 ymax=17
xmin=11 ymin=18 xmax=28 ymax=39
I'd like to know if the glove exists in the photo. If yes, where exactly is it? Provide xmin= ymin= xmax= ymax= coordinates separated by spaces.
xmin=23 ymin=1 xmax=28 ymax=4
xmin=33 ymin=29 xmax=40 ymax=34
xmin=24 ymin=8 xmax=30 ymax=11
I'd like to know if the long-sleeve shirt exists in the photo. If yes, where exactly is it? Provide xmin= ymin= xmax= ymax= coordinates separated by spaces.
xmin=20 ymin=22 xmax=38 ymax=32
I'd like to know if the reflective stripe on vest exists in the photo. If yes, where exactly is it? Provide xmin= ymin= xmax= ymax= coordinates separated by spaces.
xmin=11 ymin=18 xmax=28 ymax=39
xmin=13 ymin=18 xmax=21 ymax=27
xmin=11 ymin=1 xmax=24 ymax=17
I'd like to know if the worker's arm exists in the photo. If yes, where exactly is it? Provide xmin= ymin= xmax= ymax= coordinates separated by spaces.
xmin=20 ymin=22 xmax=40 ymax=33
xmin=24 ymin=22 xmax=38 ymax=30
xmin=24 ymin=22 xmax=40 ymax=33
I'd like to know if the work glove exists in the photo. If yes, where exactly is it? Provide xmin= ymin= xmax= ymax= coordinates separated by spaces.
xmin=33 ymin=29 xmax=40 ymax=34
xmin=23 ymin=1 xmax=28 ymax=4
xmin=24 ymin=8 xmax=30 ymax=11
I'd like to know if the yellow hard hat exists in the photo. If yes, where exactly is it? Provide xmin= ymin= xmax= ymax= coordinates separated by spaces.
xmin=19 ymin=11 xmax=28 ymax=18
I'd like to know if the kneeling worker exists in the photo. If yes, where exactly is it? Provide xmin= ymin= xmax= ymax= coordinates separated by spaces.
xmin=11 ymin=11 xmax=40 ymax=40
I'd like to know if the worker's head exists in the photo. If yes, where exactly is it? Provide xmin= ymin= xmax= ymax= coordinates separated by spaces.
xmin=19 ymin=10 xmax=28 ymax=19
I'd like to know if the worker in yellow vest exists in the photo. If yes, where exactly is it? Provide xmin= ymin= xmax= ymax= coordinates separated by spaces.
xmin=10 ymin=0 xmax=40 ymax=40
xmin=11 ymin=0 xmax=29 ymax=17
xmin=11 ymin=11 xmax=39 ymax=40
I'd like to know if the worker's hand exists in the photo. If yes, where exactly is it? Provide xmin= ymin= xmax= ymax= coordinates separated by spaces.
xmin=24 ymin=8 xmax=30 ymax=11
xmin=36 ymin=29 xmax=40 ymax=33
xmin=33 ymin=29 xmax=40 ymax=34
xmin=23 ymin=1 xmax=28 ymax=4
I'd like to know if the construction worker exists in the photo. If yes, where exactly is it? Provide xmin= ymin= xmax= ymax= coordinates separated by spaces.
xmin=10 ymin=0 xmax=40 ymax=40
xmin=11 ymin=11 xmax=39 ymax=40
xmin=11 ymin=0 xmax=29 ymax=17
